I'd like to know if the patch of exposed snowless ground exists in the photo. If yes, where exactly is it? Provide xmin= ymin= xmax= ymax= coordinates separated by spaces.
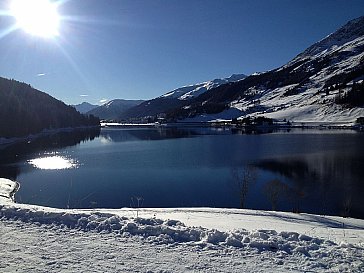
xmin=1 ymin=178 xmax=364 ymax=272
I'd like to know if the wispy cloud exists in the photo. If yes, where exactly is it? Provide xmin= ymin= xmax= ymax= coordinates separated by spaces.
xmin=36 ymin=73 xmax=46 ymax=77
xmin=99 ymin=98 xmax=108 ymax=104
xmin=80 ymin=94 xmax=89 ymax=97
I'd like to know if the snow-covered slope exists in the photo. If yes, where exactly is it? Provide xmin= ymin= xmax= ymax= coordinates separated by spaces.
xmin=87 ymin=99 xmax=144 ymax=120
xmin=160 ymin=74 xmax=246 ymax=100
xmin=121 ymin=74 xmax=246 ymax=120
xmin=1 ymin=178 xmax=364 ymax=272
xmin=164 ymin=16 xmax=364 ymax=123
xmin=231 ymin=17 xmax=364 ymax=123
xmin=292 ymin=16 xmax=364 ymax=63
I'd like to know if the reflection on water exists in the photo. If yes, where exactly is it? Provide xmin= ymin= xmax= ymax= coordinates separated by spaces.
xmin=28 ymin=155 xmax=78 ymax=170
xmin=255 ymin=151 xmax=364 ymax=218
xmin=0 ymin=128 xmax=99 ymax=180
xmin=1 ymin=127 xmax=364 ymax=219
xmin=100 ymin=127 xmax=230 ymax=142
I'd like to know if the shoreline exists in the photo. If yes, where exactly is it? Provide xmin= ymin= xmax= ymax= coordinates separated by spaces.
xmin=4 ymin=175 xmax=364 ymax=223
xmin=1 ymin=122 xmax=360 ymax=144
xmin=0 ymin=177 xmax=363 ymax=250
xmin=101 ymin=121 xmax=362 ymax=131
xmin=0 ymin=125 xmax=100 ymax=147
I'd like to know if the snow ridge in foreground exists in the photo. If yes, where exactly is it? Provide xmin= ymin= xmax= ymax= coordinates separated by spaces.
xmin=1 ymin=203 xmax=363 ymax=269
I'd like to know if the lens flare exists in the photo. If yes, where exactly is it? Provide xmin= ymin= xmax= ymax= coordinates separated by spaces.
xmin=10 ymin=0 xmax=60 ymax=38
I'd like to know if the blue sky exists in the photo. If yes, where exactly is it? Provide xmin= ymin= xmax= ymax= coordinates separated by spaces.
xmin=0 ymin=0 xmax=363 ymax=105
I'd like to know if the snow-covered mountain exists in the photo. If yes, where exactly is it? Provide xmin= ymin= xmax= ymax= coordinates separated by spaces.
xmin=73 ymin=102 xmax=98 ymax=114
xmin=165 ymin=16 xmax=364 ymax=123
xmin=291 ymin=16 xmax=364 ymax=63
xmin=160 ymin=74 xmax=246 ymax=100
xmin=229 ymin=16 xmax=364 ymax=123
xmin=87 ymin=99 xmax=144 ymax=120
xmin=120 ymin=16 xmax=364 ymax=123
xmin=122 ymin=74 xmax=247 ymax=120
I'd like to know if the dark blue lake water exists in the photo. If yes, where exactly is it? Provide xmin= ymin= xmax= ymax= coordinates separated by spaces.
xmin=1 ymin=127 xmax=364 ymax=219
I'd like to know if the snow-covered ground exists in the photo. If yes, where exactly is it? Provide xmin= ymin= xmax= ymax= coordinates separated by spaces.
xmin=1 ymin=178 xmax=364 ymax=272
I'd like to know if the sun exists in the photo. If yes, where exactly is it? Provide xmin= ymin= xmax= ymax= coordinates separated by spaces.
xmin=10 ymin=0 xmax=60 ymax=38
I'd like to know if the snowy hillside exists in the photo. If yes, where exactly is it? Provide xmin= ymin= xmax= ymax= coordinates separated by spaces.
xmin=121 ymin=74 xmax=246 ymax=120
xmin=136 ymin=16 xmax=364 ymax=123
xmin=292 ymin=16 xmax=364 ymax=63
xmin=1 ymin=178 xmax=364 ymax=272
xmin=161 ymin=74 xmax=246 ymax=100
xmin=230 ymin=16 xmax=364 ymax=123
xmin=87 ymin=99 xmax=144 ymax=120
xmin=125 ymin=15 xmax=364 ymax=124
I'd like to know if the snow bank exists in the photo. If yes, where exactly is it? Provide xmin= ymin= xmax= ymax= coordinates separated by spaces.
xmin=0 ymin=201 xmax=363 ymax=261
xmin=0 ymin=178 xmax=18 ymax=202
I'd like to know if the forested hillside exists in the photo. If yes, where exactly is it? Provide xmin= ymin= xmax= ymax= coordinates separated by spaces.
xmin=0 ymin=77 xmax=99 ymax=138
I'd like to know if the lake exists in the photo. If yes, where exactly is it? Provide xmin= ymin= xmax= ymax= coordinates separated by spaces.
xmin=1 ymin=127 xmax=364 ymax=219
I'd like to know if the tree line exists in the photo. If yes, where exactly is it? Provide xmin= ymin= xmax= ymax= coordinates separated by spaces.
xmin=0 ymin=77 xmax=99 ymax=138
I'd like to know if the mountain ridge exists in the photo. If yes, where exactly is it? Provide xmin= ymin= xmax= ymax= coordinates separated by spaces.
xmin=87 ymin=99 xmax=144 ymax=120
xmin=122 ymin=15 xmax=364 ymax=123
xmin=294 ymin=16 xmax=364 ymax=63
xmin=160 ymin=74 xmax=246 ymax=100
xmin=121 ymin=73 xmax=246 ymax=120
xmin=73 ymin=102 xmax=98 ymax=114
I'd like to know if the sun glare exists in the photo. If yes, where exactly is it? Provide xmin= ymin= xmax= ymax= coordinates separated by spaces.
xmin=10 ymin=0 xmax=60 ymax=38
xmin=28 ymin=156 xmax=78 ymax=170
